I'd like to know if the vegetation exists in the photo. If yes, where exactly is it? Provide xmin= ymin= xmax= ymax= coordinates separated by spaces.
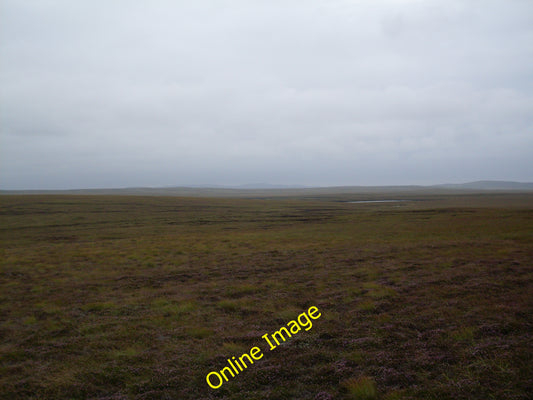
xmin=0 ymin=193 xmax=532 ymax=399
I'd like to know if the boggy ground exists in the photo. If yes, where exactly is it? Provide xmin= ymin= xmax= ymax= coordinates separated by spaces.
xmin=0 ymin=194 xmax=532 ymax=399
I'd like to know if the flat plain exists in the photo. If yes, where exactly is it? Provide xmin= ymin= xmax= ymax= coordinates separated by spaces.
xmin=0 ymin=192 xmax=532 ymax=399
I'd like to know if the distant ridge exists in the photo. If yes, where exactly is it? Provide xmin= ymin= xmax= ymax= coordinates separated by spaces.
xmin=1 ymin=181 xmax=532 ymax=196
xmin=168 ymin=183 xmax=310 ymax=189
xmin=233 ymin=183 xmax=309 ymax=189
xmin=432 ymin=181 xmax=533 ymax=190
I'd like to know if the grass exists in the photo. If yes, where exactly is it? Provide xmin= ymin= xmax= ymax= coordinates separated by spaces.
xmin=342 ymin=376 xmax=378 ymax=399
xmin=0 ymin=193 xmax=532 ymax=399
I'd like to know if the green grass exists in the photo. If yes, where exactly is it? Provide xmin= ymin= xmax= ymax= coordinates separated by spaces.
xmin=0 ymin=193 xmax=532 ymax=399
xmin=342 ymin=376 xmax=378 ymax=399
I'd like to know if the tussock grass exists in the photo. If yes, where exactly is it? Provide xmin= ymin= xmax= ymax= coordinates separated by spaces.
xmin=342 ymin=376 xmax=378 ymax=399
xmin=187 ymin=326 xmax=213 ymax=339
xmin=451 ymin=326 xmax=476 ymax=342
xmin=357 ymin=300 xmax=377 ymax=312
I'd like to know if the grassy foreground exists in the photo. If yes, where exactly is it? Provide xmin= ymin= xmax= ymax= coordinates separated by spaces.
xmin=0 ymin=194 xmax=532 ymax=399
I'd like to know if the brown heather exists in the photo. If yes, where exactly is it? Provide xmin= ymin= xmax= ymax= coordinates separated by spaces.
xmin=0 ymin=193 xmax=532 ymax=399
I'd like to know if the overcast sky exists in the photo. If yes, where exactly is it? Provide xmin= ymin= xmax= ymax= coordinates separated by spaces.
xmin=1 ymin=0 xmax=532 ymax=189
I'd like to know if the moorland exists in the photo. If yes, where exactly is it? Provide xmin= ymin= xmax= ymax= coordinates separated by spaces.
xmin=0 ymin=191 xmax=531 ymax=399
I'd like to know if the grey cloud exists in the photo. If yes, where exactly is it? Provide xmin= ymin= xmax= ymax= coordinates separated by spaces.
xmin=1 ymin=0 xmax=532 ymax=189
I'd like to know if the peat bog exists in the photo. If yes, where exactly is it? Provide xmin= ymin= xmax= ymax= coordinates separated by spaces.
xmin=0 ymin=193 xmax=532 ymax=399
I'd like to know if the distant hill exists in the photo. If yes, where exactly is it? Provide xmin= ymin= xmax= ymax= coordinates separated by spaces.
xmin=234 ymin=183 xmax=309 ymax=189
xmin=432 ymin=181 xmax=533 ymax=190
xmin=1 ymin=181 xmax=532 ymax=196
xmin=160 ymin=183 xmax=309 ymax=189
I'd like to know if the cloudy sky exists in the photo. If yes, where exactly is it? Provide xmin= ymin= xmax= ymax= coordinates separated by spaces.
xmin=1 ymin=0 xmax=532 ymax=189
